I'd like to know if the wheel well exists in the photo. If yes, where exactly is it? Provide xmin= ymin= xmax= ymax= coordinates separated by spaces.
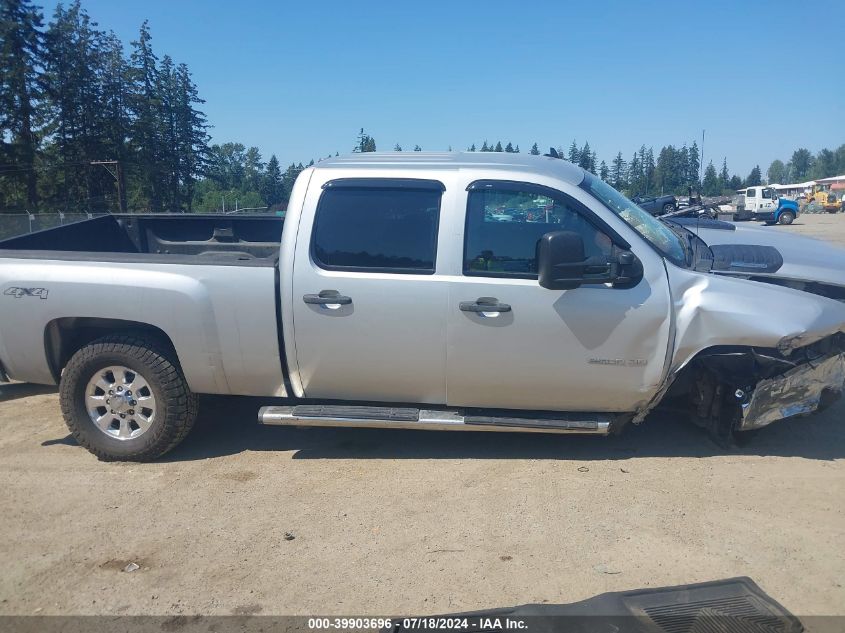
xmin=44 ymin=318 xmax=178 ymax=382
xmin=664 ymin=345 xmax=795 ymax=402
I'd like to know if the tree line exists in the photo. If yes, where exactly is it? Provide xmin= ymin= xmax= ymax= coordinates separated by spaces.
xmin=1 ymin=0 xmax=214 ymax=213
xmin=2 ymin=0 xmax=842 ymax=214
xmin=766 ymin=146 xmax=845 ymax=186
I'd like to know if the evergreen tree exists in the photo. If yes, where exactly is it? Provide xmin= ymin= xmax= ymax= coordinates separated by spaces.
xmin=628 ymin=152 xmax=641 ymax=193
xmin=480 ymin=140 xmax=490 ymax=151
xmin=514 ymin=145 xmax=519 ymax=153
xmin=0 ymin=0 xmax=44 ymax=209
xmin=688 ymin=141 xmax=700 ymax=186
xmin=642 ymin=147 xmax=655 ymax=193
xmin=653 ymin=146 xmax=674 ymax=194
xmin=578 ymin=142 xmax=592 ymax=171
xmin=173 ymin=62 xmax=209 ymax=210
xmin=718 ymin=158 xmax=729 ymax=192
xmin=745 ymin=165 xmax=761 ymax=187
xmin=610 ymin=152 xmax=627 ymax=190
xmin=157 ymin=54 xmax=180 ymax=209
xmin=353 ymin=128 xmax=376 ymax=152
xmin=678 ymin=145 xmax=690 ymax=189
xmin=281 ymin=162 xmax=304 ymax=198
xmin=261 ymin=154 xmax=283 ymax=207
xmin=99 ymin=32 xmax=131 ymax=211
xmin=529 ymin=143 xmax=540 ymax=155
xmin=494 ymin=141 xmax=503 ymax=152
xmin=128 ymin=20 xmax=162 ymax=211
xmin=468 ymin=143 xmax=476 ymax=151
xmin=43 ymin=1 xmax=107 ymax=210
xmin=568 ymin=140 xmax=579 ymax=163
xmin=599 ymin=160 xmax=609 ymax=181
xmin=504 ymin=142 xmax=514 ymax=153
xmin=243 ymin=147 xmax=264 ymax=195
xmin=413 ymin=145 xmax=421 ymax=151
xmin=393 ymin=143 xmax=402 ymax=151
xmin=702 ymin=161 xmax=719 ymax=195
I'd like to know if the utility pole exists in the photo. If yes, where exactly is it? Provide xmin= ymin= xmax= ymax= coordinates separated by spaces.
xmin=91 ymin=160 xmax=127 ymax=212
xmin=700 ymin=130 xmax=705 ymax=185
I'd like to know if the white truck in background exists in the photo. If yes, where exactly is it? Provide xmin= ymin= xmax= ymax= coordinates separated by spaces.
xmin=740 ymin=186 xmax=801 ymax=224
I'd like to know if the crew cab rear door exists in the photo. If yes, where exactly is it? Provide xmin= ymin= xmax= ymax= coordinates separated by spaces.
xmin=290 ymin=176 xmax=450 ymax=404
xmin=446 ymin=179 xmax=672 ymax=412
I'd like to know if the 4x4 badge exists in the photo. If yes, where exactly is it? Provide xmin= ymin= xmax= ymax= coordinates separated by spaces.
xmin=4 ymin=287 xmax=49 ymax=300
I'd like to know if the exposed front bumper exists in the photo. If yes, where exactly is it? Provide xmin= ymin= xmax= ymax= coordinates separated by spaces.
xmin=740 ymin=352 xmax=845 ymax=430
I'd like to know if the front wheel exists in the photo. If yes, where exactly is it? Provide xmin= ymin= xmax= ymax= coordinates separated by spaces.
xmin=663 ymin=202 xmax=676 ymax=214
xmin=59 ymin=334 xmax=198 ymax=461
xmin=778 ymin=210 xmax=795 ymax=225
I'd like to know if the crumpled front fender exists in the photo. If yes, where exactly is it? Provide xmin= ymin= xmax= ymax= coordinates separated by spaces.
xmin=667 ymin=266 xmax=845 ymax=372
xmin=631 ymin=266 xmax=845 ymax=425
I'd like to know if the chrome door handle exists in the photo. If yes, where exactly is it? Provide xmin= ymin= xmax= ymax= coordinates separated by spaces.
xmin=303 ymin=290 xmax=352 ymax=305
xmin=459 ymin=297 xmax=512 ymax=313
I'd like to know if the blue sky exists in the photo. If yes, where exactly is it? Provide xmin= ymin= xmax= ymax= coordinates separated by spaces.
xmin=69 ymin=0 xmax=843 ymax=177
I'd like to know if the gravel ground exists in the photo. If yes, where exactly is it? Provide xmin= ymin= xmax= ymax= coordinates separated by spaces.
xmin=1 ymin=214 xmax=844 ymax=618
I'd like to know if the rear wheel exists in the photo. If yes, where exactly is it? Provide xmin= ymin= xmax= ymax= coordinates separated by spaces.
xmin=778 ymin=210 xmax=795 ymax=225
xmin=59 ymin=334 xmax=198 ymax=461
xmin=662 ymin=202 xmax=676 ymax=214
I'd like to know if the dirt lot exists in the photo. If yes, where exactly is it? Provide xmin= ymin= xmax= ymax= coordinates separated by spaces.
xmin=1 ymin=214 xmax=844 ymax=617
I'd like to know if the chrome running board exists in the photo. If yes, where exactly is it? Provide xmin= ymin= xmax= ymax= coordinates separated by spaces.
xmin=258 ymin=405 xmax=611 ymax=435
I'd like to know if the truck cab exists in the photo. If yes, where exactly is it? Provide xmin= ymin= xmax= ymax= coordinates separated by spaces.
xmin=742 ymin=186 xmax=800 ymax=224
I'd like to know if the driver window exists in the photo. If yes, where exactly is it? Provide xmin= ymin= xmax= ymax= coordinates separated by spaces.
xmin=762 ymin=188 xmax=773 ymax=199
xmin=464 ymin=188 xmax=612 ymax=278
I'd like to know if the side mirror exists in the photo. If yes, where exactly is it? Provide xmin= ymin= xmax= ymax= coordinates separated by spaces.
xmin=537 ymin=231 xmax=587 ymax=290
xmin=537 ymin=231 xmax=642 ymax=290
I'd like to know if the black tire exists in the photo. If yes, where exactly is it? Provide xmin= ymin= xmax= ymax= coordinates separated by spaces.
xmin=59 ymin=334 xmax=198 ymax=461
xmin=778 ymin=210 xmax=795 ymax=225
xmin=663 ymin=202 xmax=676 ymax=214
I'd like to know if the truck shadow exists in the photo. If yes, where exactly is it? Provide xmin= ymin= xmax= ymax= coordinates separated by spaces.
xmin=0 ymin=382 xmax=58 ymax=402
xmin=159 ymin=395 xmax=845 ymax=462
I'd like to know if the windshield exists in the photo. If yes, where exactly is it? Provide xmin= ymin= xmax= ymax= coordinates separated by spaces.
xmin=580 ymin=173 xmax=687 ymax=266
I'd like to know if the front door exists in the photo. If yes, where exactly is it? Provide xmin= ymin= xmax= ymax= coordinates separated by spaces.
xmin=761 ymin=187 xmax=776 ymax=212
xmin=446 ymin=181 xmax=672 ymax=412
xmin=291 ymin=178 xmax=448 ymax=404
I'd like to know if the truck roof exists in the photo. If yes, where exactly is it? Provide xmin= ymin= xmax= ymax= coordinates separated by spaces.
xmin=314 ymin=152 xmax=587 ymax=186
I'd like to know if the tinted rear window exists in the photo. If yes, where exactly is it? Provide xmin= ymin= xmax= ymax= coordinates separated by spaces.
xmin=312 ymin=187 xmax=441 ymax=273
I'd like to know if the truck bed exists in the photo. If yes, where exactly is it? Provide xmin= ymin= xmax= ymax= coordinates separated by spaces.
xmin=0 ymin=214 xmax=284 ymax=265
xmin=0 ymin=213 xmax=287 ymax=396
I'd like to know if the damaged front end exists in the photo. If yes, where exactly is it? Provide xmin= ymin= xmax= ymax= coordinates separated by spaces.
xmin=739 ymin=347 xmax=845 ymax=430
xmin=663 ymin=333 xmax=845 ymax=443
xmin=646 ymin=263 xmax=845 ymax=443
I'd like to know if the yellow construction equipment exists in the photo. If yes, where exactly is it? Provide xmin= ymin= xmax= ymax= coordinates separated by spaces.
xmin=808 ymin=185 xmax=840 ymax=213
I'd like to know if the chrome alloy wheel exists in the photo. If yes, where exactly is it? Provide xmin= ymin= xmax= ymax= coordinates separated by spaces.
xmin=85 ymin=365 xmax=157 ymax=440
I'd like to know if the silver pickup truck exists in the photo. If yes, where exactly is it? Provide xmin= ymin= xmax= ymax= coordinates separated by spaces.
xmin=1 ymin=153 xmax=844 ymax=461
